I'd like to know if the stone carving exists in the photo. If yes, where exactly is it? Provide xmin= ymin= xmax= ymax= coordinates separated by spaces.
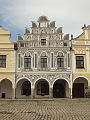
xmin=50 ymin=21 xmax=55 ymax=27
xmin=57 ymin=27 xmax=62 ymax=33
xmin=63 ymin=34 xmax=69 ymax=40
xmin=16 ymin=73 xmax=71 ymax=86
xmin=32 ymin=22 xmax=37 ymax=28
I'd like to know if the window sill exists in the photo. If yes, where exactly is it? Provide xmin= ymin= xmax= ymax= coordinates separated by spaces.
xmin=76 ymin=67 xmax=85 ymax=69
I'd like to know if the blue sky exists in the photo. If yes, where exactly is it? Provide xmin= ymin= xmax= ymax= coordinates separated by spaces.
xmin=0 ymin=0 xmax=90 ymax=41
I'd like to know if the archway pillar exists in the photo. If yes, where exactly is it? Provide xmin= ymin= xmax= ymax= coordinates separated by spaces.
xmin=88 ymin=82 xmax=90 ymax=91
xmin=49 ymin=87 xmax=53 ymax=98
xmin=12 ymin=87 xmax=16 ymax=99
xmin=69 ymin=87 xmax=72 ymax=98
xmin=12 ymin=84 xmax=16 ymax=99
xmin=31 ymin=87 xmax=35 ymax=98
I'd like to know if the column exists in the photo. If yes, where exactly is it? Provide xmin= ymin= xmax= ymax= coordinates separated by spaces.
xmin=49 ymin=87 xmax=53 ymax=98
xmin=12 ymin=87 xmax=16 ymax=99
xmin=31 ymin=88 xmax=35 ymax=98
xmin=87 ymin=82 xmax=90 ymax=97
xmin=70 ymin=73 xmax=73 ymax=98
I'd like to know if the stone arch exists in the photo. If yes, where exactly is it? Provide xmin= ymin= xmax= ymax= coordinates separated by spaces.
xmin=16 ymin=77 xmax=32 ymax=86
xmin=0 ymin=79 xmax=12 ymax=98
xmin=73 ymin=77 xmax=88 ymax=98
xmin=52 ymin=78 xmax=70 ymax=88
xmin=16 ymin=78 xmax=31 ymax=98
xmin=34 ymin=78 xmax=50 ymax=87
xmin=73 ymin=76 xmax=89 ymax=84
xmin=57 ymin=51 xmax=64 ymax=57
xmin=34 ymin=78 xmax=50 ymax=98
xmin=24 ymin=52 xmax=31 ymax=57
xmin=53 ymin=79 xmax=70 ymax=98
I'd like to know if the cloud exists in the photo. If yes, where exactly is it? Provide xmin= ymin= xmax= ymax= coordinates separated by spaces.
xmin=0 ymin=0 xmax=90 ymax=41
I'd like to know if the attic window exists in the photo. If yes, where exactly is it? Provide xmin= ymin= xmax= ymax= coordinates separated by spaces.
xmin=20 ymin=43 xmax=24 ymax=47
xmin=64 ymin=43 xmax=67 ymax=46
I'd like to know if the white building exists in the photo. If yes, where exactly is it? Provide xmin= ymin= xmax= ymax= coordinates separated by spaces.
xmin=15 ymin=16 xmax=72 ymax=98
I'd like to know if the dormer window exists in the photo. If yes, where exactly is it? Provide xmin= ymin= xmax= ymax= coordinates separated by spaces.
xmin=41 ymin=39 xmax=46 ymax=46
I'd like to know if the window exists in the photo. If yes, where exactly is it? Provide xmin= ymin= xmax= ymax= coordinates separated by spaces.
xmin=51 ymin=53 xmax=54 ymax=68
xmin=20 ymin=43 xmax=24 ymax=47
xmin=64 ymin=43 xmax=67 ymax=46
xmin=24 ymin=57 xmax=31 ymax=69
xmin=0 ymin=55 xmax=6 ymax=68
xmin=76 ymin=56 xmax=84 ymax=68
xmin=57 ymin=58 xmax=64 ymax=67
xmin=41 ymin=58 xmax=47 ymax=68
xmin=41 ymin=39 xmax=46 ymax=46
xmin=35 ymin=54 xmax=37 ymax=68
xmin=18 ymin=54 xmax=20 ymax=68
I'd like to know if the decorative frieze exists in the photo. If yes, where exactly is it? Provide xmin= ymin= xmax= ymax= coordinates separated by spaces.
xmin=16 ymin=73 xmax=71 ymax=86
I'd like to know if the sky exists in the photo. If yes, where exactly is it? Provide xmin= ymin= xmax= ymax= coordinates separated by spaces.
xmin=0 ymin=0 xmax=90 ymax=41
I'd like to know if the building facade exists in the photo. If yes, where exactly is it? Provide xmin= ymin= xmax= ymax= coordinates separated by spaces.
xmin=72 ymin=25 xmax=90 ymax=98
xmin=0 ymin=16 xmax=90 ymax=99
xmin=16 ymin=16 xmax=72 ymax=98
xmin=0 ymin=26 xmax=15 ymax=99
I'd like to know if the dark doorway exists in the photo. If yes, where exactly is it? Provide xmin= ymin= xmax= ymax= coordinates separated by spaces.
xmin=21 ymin=81 xmax=31 ymax=96
xmin=73 ymin=83 xmax=84 ymax=98
xmin=37 ymin=81 xmax=49 ymax=96
xmin=53 ymin=80 xmax=65 ymax=98
xmin=2 ymin=93 xmax=5 ymax=98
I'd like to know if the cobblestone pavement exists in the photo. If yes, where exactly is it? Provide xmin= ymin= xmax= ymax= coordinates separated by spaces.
xmin=0 ymin=99 xmax=90 ymax=120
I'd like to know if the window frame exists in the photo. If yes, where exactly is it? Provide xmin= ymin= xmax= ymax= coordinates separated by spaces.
xmin=57 ymin=57 xmax=64 ymax=68
xmin=24 ymin=56 xmax=31 ymax=69
xmin=41 ymin=57 xmax=47 ymax=68
xmin=20 ymin=42 xmax=24 ymax=47
xmin=0 ymin=55 xmax=6 ymax=68
xmin=41 ymin=39 xmax=46 ymax=46
xmin=76 ymin=56 xmax=84 ymax=68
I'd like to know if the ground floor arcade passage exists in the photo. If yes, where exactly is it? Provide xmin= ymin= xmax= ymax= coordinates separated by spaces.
xmin=0 ymin=79 xmax=69 ymax=98
xmin=0 ymin=77 xmax=89 ymax=98
xmin=16 ymin=79 xmax=70 ymax=98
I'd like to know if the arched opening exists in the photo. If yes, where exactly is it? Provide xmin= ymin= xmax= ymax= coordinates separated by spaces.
xmin=35 ymin=79 xmax=49 ymax=97
xmin=53 ymin=79 xmax=69 ymax=98
xmin=73 ymin=77 xmax=88 ymax=98
xmin=0 ymin=79 xmax=12 ymax=98
xmin=16 ymin=79 xmax=31 ymax=98
xmin=21 ymin=81 xmax=31 ymax=96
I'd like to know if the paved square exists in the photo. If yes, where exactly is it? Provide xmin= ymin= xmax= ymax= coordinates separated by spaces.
xmin=0 ymin=99 xmax=90 ymax=120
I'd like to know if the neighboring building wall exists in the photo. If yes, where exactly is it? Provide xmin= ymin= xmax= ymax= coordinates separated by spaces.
xmin=72 ymin=25 xmax=90 ymax=98
xmin=0 ymin=27 xmax=15 ymax=98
